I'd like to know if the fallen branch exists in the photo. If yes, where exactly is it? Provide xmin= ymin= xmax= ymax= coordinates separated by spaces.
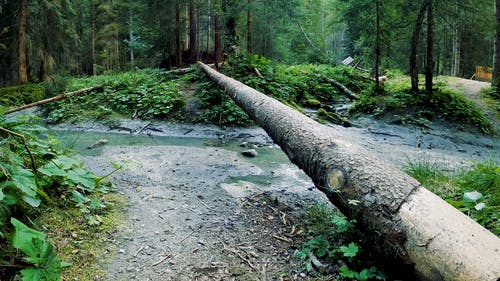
xmin=152 ymin=254 xmax=171 ymax=266
xmin=324 ymin=78 xmax=359 ymax=100
xmin=5 ymin=86 xmax=104 ymax=114
xmin=0 ymin=127 xmax=38 ymax=175
xmin=222 ymin=243 xmax=257 ymax=270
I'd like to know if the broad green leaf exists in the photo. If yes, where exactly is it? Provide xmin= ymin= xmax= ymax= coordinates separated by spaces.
xmin=339 ymin=266 xmax=358 ymax=279
xmin=340 ymin=242 xmax=359 ymax=258
xmin=10 ymin=167 xmax=37 ymax=197
xmin=22 ymin=195 xmax=41 ymax=207
xmin=20 ymin=240 xmax=61 ymax=281
xmin=52 ymin=155 xmax=80 ymax=170
xmin=67 ymin=168 xmax=96 ymax=190
xmin=38 ymin=162 xmax=67 ymax=177
xmin=11 ymin=218 xmax=46 ymax=257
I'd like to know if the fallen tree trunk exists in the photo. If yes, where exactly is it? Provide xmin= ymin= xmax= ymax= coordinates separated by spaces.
xmin=163 ymin=63 xmax=215 ymax=76
xmin=5 ymin=86 xmax=104 ymax=114
xmin=324 ymin=78 xmax=359 ymax=100
xmin=198 ymin=61 xmax=500 ymax=281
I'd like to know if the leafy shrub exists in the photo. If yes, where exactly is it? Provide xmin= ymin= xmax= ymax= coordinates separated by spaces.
xmin=0 ymin=84 xmax=45 ymax=109
xmin=0 ymin=116 xmax=113 ymax=280
xmin=45 ymin=69 xmax=185 ymax=123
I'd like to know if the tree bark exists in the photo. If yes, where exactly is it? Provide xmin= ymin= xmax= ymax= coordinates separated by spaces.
xmin=91 ymin=0 xmax=97 ymax=76
xmin=410 ymin=1 xmax=428 ymax=92
xmin=214 ymin=2 xmax=222 ymax=69
xmin=492 ymin=0 xmax=500 ymax=90
xmin=324 ymin=78 xmax=359 ymax=100
xmin=451 ymin=0 xmax=460 ymax=77
xmin=374 ymin=0 xmax=381 ymax=87
xmin=247 ymin=0 xmax=252 ymax=54
xmin=425 ymin=0 xmax=434 ymax=94
xmin=5 ymin=86 xmax=104 ymax=114
xmin=17 ymin=0 xmax=28 ymax=84
xmin=176 ymin=1 xmax=182 ymax=67
xmin=189 ymin=0 xmax=198 ymax=62
xmin=198 ymin=61 xmax=500 ymax=281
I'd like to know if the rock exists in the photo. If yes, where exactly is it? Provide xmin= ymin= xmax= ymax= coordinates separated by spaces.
xmin=242 ymin=149 xmax=258 ymax=157
xmin=240 ymin=141 xmax=248 ymax=147
xmin=88 ymin=138 xmax=108 ymax=149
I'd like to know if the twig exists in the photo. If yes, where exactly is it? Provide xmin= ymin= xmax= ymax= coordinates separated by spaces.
xmin=0 ymin=127 xmax=38 ymax=175
xmin=271 ymin=234 xmax=292 ymax=243
xmin=135 ymin=121 xmax=152 ymax=135
xmin=308 ymin=252 xmax=327 ymax=273
xmin=134 ymin=246 xmax=145 ymax=257
xmin=178 ymin=230 xmax=195 ymax=244
xmin=152 ymin=254 xmax=171 ymax=266
xmin=222 ymin=244 xmax=257 ymax=270
xmin=197 ymin=198 xmax=214 ymax=210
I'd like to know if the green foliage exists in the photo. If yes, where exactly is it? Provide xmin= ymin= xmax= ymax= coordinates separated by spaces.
xmin=351 ymin=84 xmax=493 ymax=133
xmin=11 ymin=218 xmax=64 ymax=281
xmin=297 ymin=203 xmax=386 ymax=280
xmin=0 ymin=84 xmax=45 ymax=109
xmin=0 ymin=116 xmax=113 ymax=279
xmin=45 ymin=69 xmax=185 ymax=123
xmin=405 ymin=159 xmax=499 ymax=235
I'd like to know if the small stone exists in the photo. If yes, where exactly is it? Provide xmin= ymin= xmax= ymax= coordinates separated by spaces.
xmin=242 ymin=149 xmax=258 ymax=157
xmin=119 ymin=249 xmax=125 ymax=254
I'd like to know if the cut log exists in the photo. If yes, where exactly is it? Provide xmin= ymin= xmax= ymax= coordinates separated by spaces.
xmin=198 ymin=61 xmax=500 ymax=281
xmin=162 ymin=63 xmax=215 ymax=76
xmin=5 ymin=86 xmax=104 ymax=114
xmin=324 ymin=78 xmax=359 ymax=100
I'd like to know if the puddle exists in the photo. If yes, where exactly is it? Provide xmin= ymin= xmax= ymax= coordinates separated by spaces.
xmin=47 ymin=129 xmax=315 ymax=196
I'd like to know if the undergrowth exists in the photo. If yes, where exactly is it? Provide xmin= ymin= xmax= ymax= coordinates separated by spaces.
xmin=405 ymin=159 xmax=499 ymax=235
xmin=298 ymin=204 xmax=386 ymax=280
xmin=351 ymin=81 xmax=493 ymax=134
xmin=45 ymin=69 xmax=185 ymax=123
xmin=0 ymin=115 xmax=123 ymax=280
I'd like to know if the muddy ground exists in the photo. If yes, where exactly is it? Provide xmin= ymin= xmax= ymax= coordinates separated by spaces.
xmin=45 ymin=77 xmax=499 ymax=280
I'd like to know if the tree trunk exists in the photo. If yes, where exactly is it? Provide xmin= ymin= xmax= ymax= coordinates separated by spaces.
xmin=214 ymin=2 xmax=222 ymax=69
xmin=451 ymin=0 xmax=460 ymax=77
xmin=247 ymin=0 xmax=252 ymax=54
xmin=198 ymin=61 xmax=500 ymax=281
xmin=189 ymin=0 xmax=198 ymax=62
xmin=425 ymin=0 xmax=434 ymax=94
xmin=223 ymin=0 xmax=237 ymax=53
xmin=176 ymin=1 xmax=182 ymax=67
xmin=492 ymin=0 xmax=500 ymax=90
xmin=374 ymin=0 xmax=381 ymax=87
xmin=91 ymin=0 xmax=97 ymax=76
xmin=410 ymin=1 xmax=428 ymax=92
xmin=129 ymin=12 xmax=135 ymax=68
xmin=206 ymin=0 xmax=211 ymax=53
xmin=18 ymin=0 xmax=28 ymax=84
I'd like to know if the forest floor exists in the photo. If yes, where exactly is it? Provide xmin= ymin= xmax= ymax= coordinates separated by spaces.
xmin=442 ymin=76 xmax=499 ymax=132
xmin=44 ymin=77 xmax=498 ymax=280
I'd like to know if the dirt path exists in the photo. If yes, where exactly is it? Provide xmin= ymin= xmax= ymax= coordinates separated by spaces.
xmin=443 ymin=76 xmax=499 ymax=131
xmin=80 ymin=129 xmax=328 ymax=280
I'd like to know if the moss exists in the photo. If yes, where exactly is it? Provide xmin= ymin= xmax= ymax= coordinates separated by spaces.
xmin=302 ymin=99 xmax=322 ymax=108
xmin=40 ymin=192 xmax=127 ymax=281
xmin=0 ymin=84 xmax=45 ymax=108
xmin=317 ymin=108 xmax=351 ymax=127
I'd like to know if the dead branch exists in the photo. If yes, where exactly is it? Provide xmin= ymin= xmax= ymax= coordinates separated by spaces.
xmin=324 ymin=78 xmax=359 ymax=100
xmin=0 ymin=127 xmax=38 ymax=175
xmin=5 ymin=86 xmax=104 ymax=114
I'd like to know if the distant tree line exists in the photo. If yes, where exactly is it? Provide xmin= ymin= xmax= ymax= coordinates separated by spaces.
xmin=0 ymin=0 xmax=496 ymax=88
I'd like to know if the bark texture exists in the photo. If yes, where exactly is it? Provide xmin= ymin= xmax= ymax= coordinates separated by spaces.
xmin=198 ymin=61 xmax=500 ymax=281
xmin=493 ymin=0 xmax=500 ymax=89
xmin=246 ymin=0 xmax=252 ymax=54
xmin=410 ymin=1 xmax=428 ymax=92
xmin=5 ymin=86 xmax=104 ymax=114
xmin=189 ymin=0 xmax=198 ymax=62
xmin=425 ymin=0 xmax=434 ymax=94
xmin=18 ymin=0 xmax=28 ymax=84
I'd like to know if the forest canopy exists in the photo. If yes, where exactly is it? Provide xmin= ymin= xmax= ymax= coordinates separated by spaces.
xmin=0 ymin=0 xmax=495 ymax=87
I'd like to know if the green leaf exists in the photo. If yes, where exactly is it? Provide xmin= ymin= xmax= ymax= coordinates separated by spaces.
xmin=339 ymin=266 xmax=359 ymax=279
xmin=340 ymin=242 xmax=359 ymax=258
xmin=38 ymin=162 xmax=67 ymax=177
xmin=332 ymin=215 xmax=351 ymax=233
xmin=11 ymin=218 xmax=46 ymax=258
xmin=66 ymin=168 xmax=96 ymax=190
xmin=52 ymin=155 xmax=81 ymax=170
xmin=10 ymin=167 xmax=37 ymax=197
